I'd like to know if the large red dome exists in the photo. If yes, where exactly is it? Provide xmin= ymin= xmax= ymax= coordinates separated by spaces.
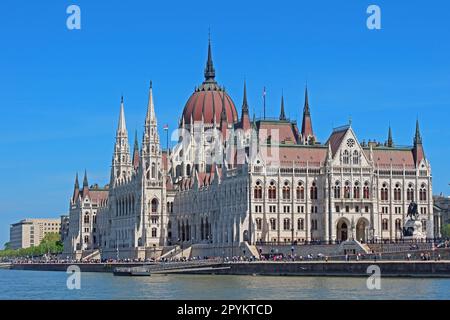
xmin=180 ymin=39 xmax=238 ymax=126
xmin=182 ymin=87 xmax=238 ymax=125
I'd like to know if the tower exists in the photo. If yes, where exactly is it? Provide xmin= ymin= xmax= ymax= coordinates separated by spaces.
xmin=140 ymin=81 xmax=166 ymax=247
xmin=141 ymin=81 xmax=162 ymax=182
xmin=110 ymin=96 xmax=132 ymax=185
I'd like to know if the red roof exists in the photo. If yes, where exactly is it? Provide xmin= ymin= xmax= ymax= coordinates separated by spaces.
xmin=182 ymin=89 xmax=238 ymax=125
xmin=364 ymin=148 xmax=416 ymax=168
xmin=326 ymin=127 xmax=348 ymax=156
xmin=257 ymin=121 xmax=299 ymax=145
xmin=259 ymin=145 xmax=327 ymax=167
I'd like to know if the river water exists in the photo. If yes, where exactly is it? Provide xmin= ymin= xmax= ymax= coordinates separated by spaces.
xmin=0 ymin=269 xmax=449 ymax=299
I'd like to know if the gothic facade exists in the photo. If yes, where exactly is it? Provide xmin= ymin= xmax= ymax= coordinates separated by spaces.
xmin=64 ymin=41 xmax=440 ymax=259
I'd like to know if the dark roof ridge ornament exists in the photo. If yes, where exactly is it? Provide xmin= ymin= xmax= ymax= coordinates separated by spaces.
xmin=204 ymin=34 xmax=216 ymax=83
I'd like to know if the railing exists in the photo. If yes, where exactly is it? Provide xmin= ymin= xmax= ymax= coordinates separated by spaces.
xmin=255 ymin=238 xmax=446 ymax=246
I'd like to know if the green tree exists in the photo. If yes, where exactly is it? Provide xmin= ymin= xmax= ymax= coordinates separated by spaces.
xmin=0 ymin=232 xmax=63 ymax=258
xmin=441 ymin=224 xmax=450 ymax=238
xmin=3 ymin=242 xmax=11 ymax=250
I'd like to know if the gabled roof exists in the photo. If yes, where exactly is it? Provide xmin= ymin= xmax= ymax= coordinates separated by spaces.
xmin=325 ymin=125 xmax=350 ymax=156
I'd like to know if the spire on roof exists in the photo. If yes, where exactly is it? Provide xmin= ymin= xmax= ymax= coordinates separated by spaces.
xmin=387 ymin=125 xmax=394 ymax=147
xmin=74 ymin=172 xmax=79 ymax=189
xmin=220 ymin=88 xmax=227 ymax=122
xmin=279 ymin=92 xmax=286 ymax=120
xmin=303 ymin=85 xmax=310 ymax=115
xmin=117 ymin=95 xmax=127 ymax=133
xmin=204 ymin=36 xmax=216 ymax=83
xmin=83 ymin=170 xmax=88 ymax=188
xmin=145 ymin=81 xmax=156 ymax=125
xmin=132 ymin=130 xmax=140 ymax=170
xmin=414 ymin=118 xmax=422 ymax=145
xmin=242 ymin=80 xmax=249 ymax=114
xmin=301 ymin=85 xmax=314 ymax=144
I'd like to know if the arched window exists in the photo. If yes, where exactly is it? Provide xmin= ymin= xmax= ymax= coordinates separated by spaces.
xmin=269 ymin=218 xmax=276 ymax=230
xmin=353 ymin=181 xmax=360 ymax=199
xmin=334 ymin=181 xmax=341 ymax=198
xmin=151 ymin=198 xmax=158 ymax=213
xmin=254 ymin=181 xmax=262 ymax=199
xmin=394 ymin=183 xmax=402 ymax=201
xmin=419 ymin=184 xmax=427 ymax=201
xmin=344 ymin=181 xmax=351 ymax=199
xmin=381 ymin=183 xmax=389 ymax=201
xmin=363 ymin=181 xmax=370 ymax=199
xmin=84 ymin=213 xmax=89 ymax=224
xmin=256 ymin=218 xmax=262 ymax=231
xmin=382 ymin=218 xmax=389 ymax=231
xmin=343 ymin=150 xmax=350 ymax=165
xmin=421 ymin=219 xmax=427 ymax=231
xmin=283 ymin=218 xmax=291 ymax=231
xmin=282 ymin=181 xmax=290 ymax=200
xmin=151 ymin=162 xmax=156 ymax=179
xmin=296 ymin=182 xmax=305 ymax=200
xmin=395 ymin=219 xmax=402 ymax=231
xmin=146 ymin=162 xmax=150 ymax=180
xmin=268 ymin=181 xmax=277 ymax=200
xmin=353 ymin=150 xmax=359 ymax=165
xmin=310 ymin=182 xmax=318 ymax=200
xmin=84 ymin=235 xmax=89 ymax=244
xmin=407 ymin=183 xmax=414 ymax=201
xmin=151 ymin=228 xmax=157 ymax=238
xmin=297 ymin=218 xmax=304 ymax=230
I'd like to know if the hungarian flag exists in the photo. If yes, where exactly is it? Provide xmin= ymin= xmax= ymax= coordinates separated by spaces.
xmin=163 ymin=124 xmax=169 ymax=130
xmin=263 ymin=86 xmax=266 ymax=97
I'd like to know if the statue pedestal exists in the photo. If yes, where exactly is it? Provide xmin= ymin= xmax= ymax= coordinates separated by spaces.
xmin=402 ymin=218 xmax=426 ymax=240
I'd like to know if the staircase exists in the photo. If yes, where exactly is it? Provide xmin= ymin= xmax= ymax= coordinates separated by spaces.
xmin=243 ymin=242 xmax=260 ymax=258
xmin=159 ymin=245 xmax=180 ymax=260
xmin=81 ymin=249 xmax=101 ymax=261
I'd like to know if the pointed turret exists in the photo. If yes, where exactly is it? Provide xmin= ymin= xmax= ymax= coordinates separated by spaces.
xmin=220 ymin=89 xmax=228 ymax=141
xmin=82 ymin=170 xmax=90 ymax=198
xmin=279 ymin=93 xmax=286 ymax=120
xmin=117 ymin=96 xmax=127 ymax=133
xmin=413 ymin=119 xmax=425 ymax=166
xmin=204 ymin=37 xmax=216 ymax=83
xmin=387 ymin=125 xmax=394 ymax=147
xmin=72 ymin=173 xmax=80 ymax=202
xmin=301 ymin=86 xmax=315 ymax=144
xmin=111 ymin=96 xmax=132 ymax=184
xmin=145 ymin=81 xmax=156 ymax=126
xmin=240 ymin=81 xmax=251 ymax=131
xmin=242 ymin=80 xmax=249 ymax=114
xmin=141 ymin=81 xmax=162 ymax=182
xmin=132 ymin=130 xmax=140 ymax=171
xmin=83 ymin=169 xmax=88 ymax=188
xmin=414 ymin=118 xmax=422 ymax=145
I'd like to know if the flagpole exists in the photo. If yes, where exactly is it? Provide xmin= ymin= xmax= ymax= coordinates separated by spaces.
xmin=263 ymin=86 xmax=266 ymax=120
xmin=164 ymin=125 xmax=169 ymax=153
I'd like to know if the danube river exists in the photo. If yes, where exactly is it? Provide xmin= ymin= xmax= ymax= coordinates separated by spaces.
xmin=0 ymin=269 xmax=449 ymax=299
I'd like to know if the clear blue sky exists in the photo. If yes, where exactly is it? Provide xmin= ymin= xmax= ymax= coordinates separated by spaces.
xmin=0 ymin=0 xmax=449 ymax=246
